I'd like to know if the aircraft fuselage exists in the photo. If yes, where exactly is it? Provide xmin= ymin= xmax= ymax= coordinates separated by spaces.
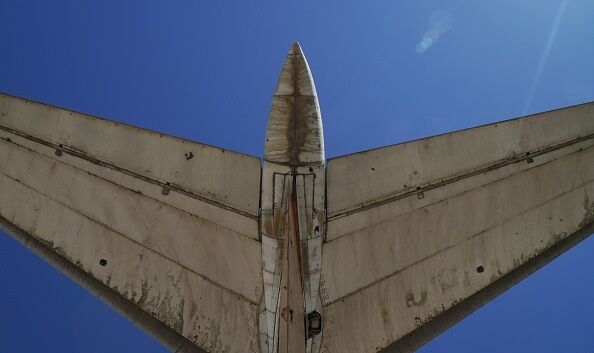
xmin=260 ymin=43 xmax=325 ymax=353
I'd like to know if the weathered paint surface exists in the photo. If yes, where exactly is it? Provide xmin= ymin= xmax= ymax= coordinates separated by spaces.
xmin=323 ymin=102 xmax=594 ymax=353
xmin=1 ymin=44 xmax=594 ymax=353
xmin=0 ymin=94 xmax=263 ymax=353
xmin=0 ymin=94 xmax=261 ymax=218
xmin=327 ymin=103 xmax=594 ymax=219
xmin=260 ymin=43 xmax=326 ymax=353
xmin=263 ymin=43 xmax=324 ymax=165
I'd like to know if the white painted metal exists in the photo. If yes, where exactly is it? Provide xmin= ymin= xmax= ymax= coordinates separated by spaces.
xmin=323 ymin=103 xmax=594 ymax=353
xmin=260 ymin=43 xmax=325 ymax=353
xmin=0 ymin=94 xmax=261 ymax=218
xmin=327 ymin=103 xmax=594 ymax=220
xmin=263 ymin=43 xmax=324 ymax=165
xmin=0 ymin=94 xmax=263 ymax=353
xmin=1 ymin=44 xmax=593 ymax=353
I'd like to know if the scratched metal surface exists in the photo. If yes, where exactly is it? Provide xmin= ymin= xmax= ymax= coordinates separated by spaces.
xmin=0 ymin=94 xmax=263 ymax=353
xmin=321 ymin=103 xmax=594 ymax=352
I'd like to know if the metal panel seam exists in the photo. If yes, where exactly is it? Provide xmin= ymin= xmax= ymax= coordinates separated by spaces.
xmin=0 ymin=124 xmax=258 ymax=220
xmin=0 ymin=134 xmax=259 ymax=240
xmin=327 ymin=144 xmax=594 ymax=242
xmin=329 ymin=132 xmax=594 ymax=220
xmin=324 ymin=177 xmax=594 ymax=306
xmin=0 ymin=170 xmax=258 ymax=305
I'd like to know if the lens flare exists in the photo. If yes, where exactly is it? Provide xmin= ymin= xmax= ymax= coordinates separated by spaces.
xmin=523 ymin=0 xmax=568 ymax=114
xmin=416 ymin=10 xmax=453 ymax=54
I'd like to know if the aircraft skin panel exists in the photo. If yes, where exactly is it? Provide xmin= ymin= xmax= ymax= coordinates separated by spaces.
xmin=326 ymin=102 xmax=594 ymax=220
xmin=326 ymin=132 xmax=593 ymax=244
xmin=0 ymin=94 xmax=263 ymax=353
xmin=322 ymin=148 xmax=594 ymax=353
xmin=0 ymin=117 xmax=258 ymax=241
xmin=259 ymin=43 xmax=326 ymax=353
xmin=324 ymin=141 xmax=594 ymax=302
xmin=3 ymin=44 xmax=594 ymax=353
xmin=0 ymin=93 xmax=261 ymax=218
xmin=322 ymin=104 xmax=594 ymax=353
xmin=0 ymin=214 xmax=213 ymax=353
xmin=0 ymin=176 xmax=259 ymax=352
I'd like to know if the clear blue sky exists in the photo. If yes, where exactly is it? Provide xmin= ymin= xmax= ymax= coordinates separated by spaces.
xmin=1 ymin=1 xmax=594 ymax=352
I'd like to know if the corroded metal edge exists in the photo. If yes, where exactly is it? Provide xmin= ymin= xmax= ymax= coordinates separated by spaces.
xmin=380 ymin=220 xmax=594 ymax=353
xmin=0 ymin=215 xmax=206 ymax=353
